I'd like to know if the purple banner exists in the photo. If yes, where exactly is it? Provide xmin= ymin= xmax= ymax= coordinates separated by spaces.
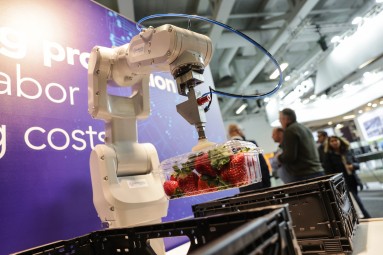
xmin=0 ymin=1 xmax=235 ymax=253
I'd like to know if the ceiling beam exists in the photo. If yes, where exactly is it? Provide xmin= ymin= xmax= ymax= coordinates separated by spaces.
xmin=196 ymin=0 xmax=210 ymax=15
xmin=208 ymin=0 xmax=236 ymax=48
xmin=309 ymin=8 xmax=353 ymax=15
xmin=256 ymin=14 xmax=289 ymax=26
xmin=228 ymin=12 xmax=285 ymax=19
xmin=219 ymin=47 xmax=239 ymax=78
xmin=221 ymin=0 xmax=319 ymax=116
xmin=216 ymin=30 xmax=277 ymax=49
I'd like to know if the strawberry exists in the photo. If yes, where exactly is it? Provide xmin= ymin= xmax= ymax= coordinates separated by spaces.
xmin=231 ymin=152 xmax=245 ymax=165
xmin=195 ymin=152 xmax=217 ymax=177
xmin=209 ymin=146 xmax=230 ymax=171
xmin=170 ymin=174 xmax=177 ymax=181
xmin=178 ymin=172 xmax=199 ymax=195
xmin=163 ymin=180 xmax=180 ymax=196
xmin=172 ymin=163 xmax=199 ymax=196
xmin=220 ymin=153 xmax=248 ymax=186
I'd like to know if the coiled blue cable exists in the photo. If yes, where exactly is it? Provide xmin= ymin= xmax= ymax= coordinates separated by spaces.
xmin=136 ymin=13 xmax=283 ymax=101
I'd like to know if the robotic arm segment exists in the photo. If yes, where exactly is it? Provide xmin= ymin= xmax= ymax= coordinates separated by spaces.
xmin=88 ymin=46 xmax=150 ymax=123
xmin=114 ymin=24 xmax=213 ymax=90
xmin=88 ymin=46 xmax=113 ymax=121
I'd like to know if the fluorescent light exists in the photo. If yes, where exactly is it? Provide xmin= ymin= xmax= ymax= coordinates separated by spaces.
xmin=380 ymin=100 xmax=383 ymax=105
xmin=264 ymin=97 xmax=270 ymax=103
xmin=359 ymin=57 xmax=376 ymax=69
xmin=358 ymin=110 xmax=363 ymax=114
xmin=367 ymin=102 xmax=372 ymax=106
xmin=269 ymin=63 xmax=288 ymax=80
xmin=302 ymin=99 xmax=309 ymax=104
xmin=343 ymin=114 xmax=355 ymax=120
xmin=335 ymin=124 xmax=344 ymax=129
xmin=331 ymin=36 xmax=341 ymax=43
xmin=328 ymin=121 xmax=333 ymax=125
xmin=352 ymin=17 xmax=362 ymax=25
xmin=372 ymin=103 xmax=378 ymax=108
xmin=309 ymin=94 xmax=317 ymax=100
xmin=235 ymin=103 xmax=248 ymax=114
xmin=284 ymin=75 xmax=291 ymax=81
xmin=343 ymin=84 xmax=351 ymax=91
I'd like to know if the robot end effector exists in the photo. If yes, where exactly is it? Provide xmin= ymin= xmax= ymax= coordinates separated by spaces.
xmin=156 ymin=25 xmax=214 ymax=142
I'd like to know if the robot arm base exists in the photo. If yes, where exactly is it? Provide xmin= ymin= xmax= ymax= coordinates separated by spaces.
xmin=89 ymin=144 xmax=168 ymax=228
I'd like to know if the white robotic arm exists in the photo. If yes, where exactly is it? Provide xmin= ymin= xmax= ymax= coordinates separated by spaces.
xmin=88 ymin=24 xmax=213 ymax=254
xmin=89 ymin=24 xmax=214 ymax=143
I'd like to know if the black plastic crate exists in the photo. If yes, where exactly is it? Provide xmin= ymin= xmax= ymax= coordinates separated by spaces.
xmin=12 ymin=205 xmax=300 ymax=255
xmin=192 ymin=173 xmax=358 ymax=254
xmin=189 ymin=204 xmax=301 ymax=255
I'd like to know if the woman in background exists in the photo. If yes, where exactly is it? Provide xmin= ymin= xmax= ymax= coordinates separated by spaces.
xmin=324 ymin=135 xmax=371 ymax=218
xmin=227 ymin=124 xmax=271 ymax=190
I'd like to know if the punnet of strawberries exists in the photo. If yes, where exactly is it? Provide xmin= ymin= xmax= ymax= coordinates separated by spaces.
xmin=160 ymin=140 xmax=262 ymax=199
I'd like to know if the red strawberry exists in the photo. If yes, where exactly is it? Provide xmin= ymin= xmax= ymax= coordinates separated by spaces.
xmin=195 ymin=152 xmax=217 ymax=177
xmin=220 ymin=153 xmax=248 ymax=186
xmin=170 ymin=174 xmax=177 ymax=181
xmin=178 ymin=172 xmax=199 ymax=195
xmin=163 ymin=180 xmax=180 ymax=196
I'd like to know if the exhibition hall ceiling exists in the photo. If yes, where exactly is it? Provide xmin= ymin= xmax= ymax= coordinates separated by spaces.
xmin=95 ymin=0 xmax=383 ymax=126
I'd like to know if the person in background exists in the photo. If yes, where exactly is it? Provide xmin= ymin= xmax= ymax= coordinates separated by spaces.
xmin=277 ymin=108 xmax=324 ymax=182
xmin=323 ymin=135 xmax=371 ymax=218
xmin=317 ymin=130 xmax=328 ymax=168
xmin=269 ymin=127 xmax=294 ymax=184
xmin=324 ymin=136 xmax=371 ymax=218
xmin=228 ymin=124 xmax=246 ymax=141
xmin=228 ymin=124 xmax=271 ymax=190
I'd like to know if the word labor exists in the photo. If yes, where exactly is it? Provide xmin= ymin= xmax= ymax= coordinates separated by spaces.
xmin=0 ymin=26 xmax=89 ymax=69
xmin=0 ymin=64 xmax=80 ymax=105
xmin=24 ymin=126 xmax=104 ymax=151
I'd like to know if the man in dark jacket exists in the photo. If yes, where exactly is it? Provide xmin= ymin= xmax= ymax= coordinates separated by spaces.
xmin=317 ymin=130 xmax=328 ymax=168
xmin=277 ymin=108 xmax=324 ymax=182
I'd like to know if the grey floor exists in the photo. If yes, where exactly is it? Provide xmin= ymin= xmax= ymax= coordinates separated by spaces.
xmin=358 ymin=166 xmax=383 ymax=218
xmin=359 ymin=188 xmax=383 ymax=218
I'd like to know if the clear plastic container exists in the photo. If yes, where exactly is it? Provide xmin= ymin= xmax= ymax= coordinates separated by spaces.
xmin=159 ymin=140 xmax=263 ymax=199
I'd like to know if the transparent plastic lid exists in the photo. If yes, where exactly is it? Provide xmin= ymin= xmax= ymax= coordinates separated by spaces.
xmin=159 ymin=140 xmax=263 ymax=199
